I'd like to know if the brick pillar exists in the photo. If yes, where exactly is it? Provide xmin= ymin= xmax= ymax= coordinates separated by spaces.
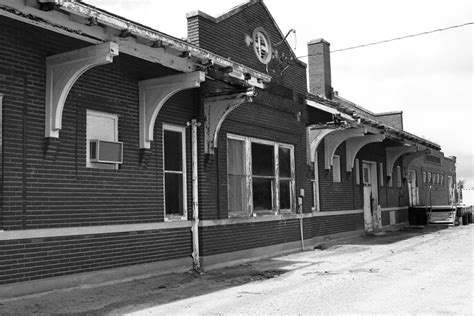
xmin=307 ymin=38 xmax=333 ymax=99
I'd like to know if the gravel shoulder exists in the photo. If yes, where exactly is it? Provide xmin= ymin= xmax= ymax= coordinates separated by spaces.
xmin=1 ymin=225 xmax=472 ymax=315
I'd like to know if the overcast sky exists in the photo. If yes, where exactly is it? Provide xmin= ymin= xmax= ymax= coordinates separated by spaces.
xmin=87 ymin=0 xmax=473 ymax=188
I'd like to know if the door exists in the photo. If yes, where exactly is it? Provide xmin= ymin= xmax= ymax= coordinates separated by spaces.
xmin=407 ymin=170 xmax=418 ymax=206
xmin=362 ymin=162 xmax=380 ymax=232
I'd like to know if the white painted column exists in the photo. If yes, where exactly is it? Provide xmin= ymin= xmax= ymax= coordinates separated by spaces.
xmin=189 ymin=119 xmax=201 ymax=271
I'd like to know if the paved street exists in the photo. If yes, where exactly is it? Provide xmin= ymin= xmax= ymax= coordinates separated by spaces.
xmin=1 ymin=225 xmax=473 ymax=315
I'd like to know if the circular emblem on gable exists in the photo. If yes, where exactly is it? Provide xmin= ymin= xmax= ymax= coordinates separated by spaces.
xmin=252 ymin=27 xmax=272 ymax=64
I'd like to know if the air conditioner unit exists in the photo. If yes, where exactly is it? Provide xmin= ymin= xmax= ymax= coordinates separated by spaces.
xmin=89 ymin=140 xmax=123 ymax=164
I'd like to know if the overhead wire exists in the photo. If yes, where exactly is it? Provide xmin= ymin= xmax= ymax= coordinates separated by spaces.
xmin=296 ymin=22 xmax=473 ymax=58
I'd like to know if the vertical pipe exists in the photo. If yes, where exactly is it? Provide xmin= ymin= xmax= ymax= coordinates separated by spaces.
xmin=190 ymin=119 xmax=200 ymax=271
xmin=0 ymin=94 xmax=3 ymax=229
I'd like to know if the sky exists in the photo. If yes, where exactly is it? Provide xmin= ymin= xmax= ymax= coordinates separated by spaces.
xmin=87 ymin=0 xmax=473 ymax=188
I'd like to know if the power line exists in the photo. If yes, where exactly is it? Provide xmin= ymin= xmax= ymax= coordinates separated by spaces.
xmin=297 ymin=22 xmax=473 ymax=58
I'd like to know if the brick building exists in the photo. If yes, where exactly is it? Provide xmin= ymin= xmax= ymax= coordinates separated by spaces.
xmin=305 ymin=38 xmax=456 ymax=230
xmin=0 ymin=0 xmax=456 ymax=298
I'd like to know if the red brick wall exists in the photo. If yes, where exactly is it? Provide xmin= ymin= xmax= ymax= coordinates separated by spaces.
xmin=187 ymin=2 xmax=307 ymax=96
xmin=0 ymin=227 xmax=191 ymax=286
xmin=0 ymin=17 xmax=196 ymax=286
xmin=0 ymin=17 xmax=199 ymax=230
xmin=405 ymin=154 xmax=456 ymax=206
xmin=317 ymin=141 xmax=357 ymax=211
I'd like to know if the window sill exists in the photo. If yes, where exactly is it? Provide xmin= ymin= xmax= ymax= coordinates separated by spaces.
xmin=201 ymin=213 xmax=305 ymax=227
xmin=165 ymin=216 xmax=187 ymax=222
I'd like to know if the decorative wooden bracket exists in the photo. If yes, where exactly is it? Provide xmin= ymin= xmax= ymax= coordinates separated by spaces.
xmin=345 ymin=134 xmax=385 ymax=172
xmin=323 ymin=128 xmax=365 ymax=169
xmin=203 ymin=88 xmax=255 ymax=154
xmin=386 ymin=145 xmax=417 ymax=178
xmin=402 ymin=148 xmax=432 ymax=176
xmin=45 ymin=42 xmax=119 ymax=138
xmin=138 ymin=71 xmax=205 ymax=149
xmin=307 ymin=128 xmax=334 ymax=165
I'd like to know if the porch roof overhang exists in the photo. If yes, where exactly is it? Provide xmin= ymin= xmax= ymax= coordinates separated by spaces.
xmin=1 ymin=1 xmax=272 ymax=144
xmin=306 ymin=96 xmax=441 ymax=151
xmin=385 ymin=145 xmax=433 ymax=178
xmin=0 ymin=1 xmax=270 ymax=88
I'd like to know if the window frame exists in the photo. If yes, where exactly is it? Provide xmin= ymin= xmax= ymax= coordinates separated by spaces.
xmin=354 ymin=158 xmax=360 ymax=185
xmin=332 ymin=154 xmax=341 ymax=183
xmin=226 ymin=134 xmax=295 ymax=217
xmin=163 ymin=124 xmax=187 ymax=221
xmin=86 ymin=109 xmax=119 ymax=170
xmin=252 ymin=27 xmax=272 ymax=64
xmin=396 ymin=166 xmax=402 ymax=188
xmin=378 ymin=163 xmax=384 ymax=187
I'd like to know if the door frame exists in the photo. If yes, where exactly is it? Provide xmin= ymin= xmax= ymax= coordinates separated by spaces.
xmin=362 ymin=161 xmax=380 ymax=232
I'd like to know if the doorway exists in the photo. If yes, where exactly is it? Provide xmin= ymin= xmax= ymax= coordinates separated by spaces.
xmin=362 ymin=161 xmax=381 ymax=232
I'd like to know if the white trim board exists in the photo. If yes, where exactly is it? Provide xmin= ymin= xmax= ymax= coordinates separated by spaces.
xmin=380 ymin=206 xmax=409 ymax=212
xmin=0 ymin=222 xmax=191 ymax=241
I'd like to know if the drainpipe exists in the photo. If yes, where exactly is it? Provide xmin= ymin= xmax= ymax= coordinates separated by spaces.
xmin=298 ymin=192 xmax=304 ymax=250
xmin=188 ymin=119 xmax=201 ymax=271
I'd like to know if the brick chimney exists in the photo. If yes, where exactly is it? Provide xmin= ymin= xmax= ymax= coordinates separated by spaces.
xmin=307 ymin=38 xmax=333 ymax=99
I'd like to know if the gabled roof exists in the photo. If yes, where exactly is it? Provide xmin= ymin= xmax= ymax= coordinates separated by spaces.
xmin=186 ymin=0 xmax=305 ymax=67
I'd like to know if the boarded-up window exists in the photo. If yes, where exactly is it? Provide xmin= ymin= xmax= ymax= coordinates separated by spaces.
xmin=227 ymin=138 xmax=247 ymax=216
xmin=332 ymin=155 xmax=341 ymax=183
xmin=163 ymin=126 xmax=186 ymax=219
xmin=396 ymin=166 xmax=402 ymax=187
xmin=355 ymin=159 xmax=360 ymax=185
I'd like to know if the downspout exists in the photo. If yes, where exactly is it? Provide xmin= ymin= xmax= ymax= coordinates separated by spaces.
xmin=188 ymin=119 xmax=201 ymax=271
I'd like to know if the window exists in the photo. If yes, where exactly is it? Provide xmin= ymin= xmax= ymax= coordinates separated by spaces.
xmin=227 ymin=135 xmax=295 ymax=216
xmin=378 ymin=163 xmax=384 ymax=187
xmin=252 ymin=27 xmax=272 ymax=64
xmin=163 ymin=125 xmax=187 ymax=220
xmin=332 ymin=155 xmax=341 ymax=183
xmin=422 ymin=171 xmax=427 ymax=183
xmin=355 ymin=159 xmax=360 ymax=185
xmin=311 ymin=154 xmax=320 ymax=212
xmin=227 ymin=138 xmax=247 ymax=217
xmin=396 ymin=166 xmax=402 ymax=187
xmin=86 ymin=110 xmax=119 ymax=169
xmin=427 ymin=172 xmax=432 ymax=184
xmin=311 ymin=179 xmax=316 ymax=210
xmin=362 ymin=163 xmax=370 ymax=185
xmin=440 ymin=175 xmax=444 ymax=186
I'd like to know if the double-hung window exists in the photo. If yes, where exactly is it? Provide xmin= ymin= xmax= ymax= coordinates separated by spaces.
xmin=163 ymin=124 xmax=187 ymax=220
xmin=227 ymin=134 xmax=295 ymax=216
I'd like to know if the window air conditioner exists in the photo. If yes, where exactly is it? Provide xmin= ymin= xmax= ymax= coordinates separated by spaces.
xmin=89 ymin=140 xmax=123 ymax=164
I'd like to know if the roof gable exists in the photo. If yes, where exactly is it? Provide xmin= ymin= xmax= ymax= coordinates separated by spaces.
xmin=187 ymin=0 xmax=305 ymax=85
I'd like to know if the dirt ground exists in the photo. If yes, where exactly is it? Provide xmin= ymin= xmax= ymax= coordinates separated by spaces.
xmin=0 ymin=225 xmax=472 ymax=315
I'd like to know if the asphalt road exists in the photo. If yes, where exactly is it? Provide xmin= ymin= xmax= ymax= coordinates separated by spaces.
xmin=1 ymin=225 xmax=472 ymax=315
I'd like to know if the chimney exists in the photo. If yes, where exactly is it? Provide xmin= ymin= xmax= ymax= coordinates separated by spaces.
xmin=307 ymin=38 xmax=333 ymax=99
